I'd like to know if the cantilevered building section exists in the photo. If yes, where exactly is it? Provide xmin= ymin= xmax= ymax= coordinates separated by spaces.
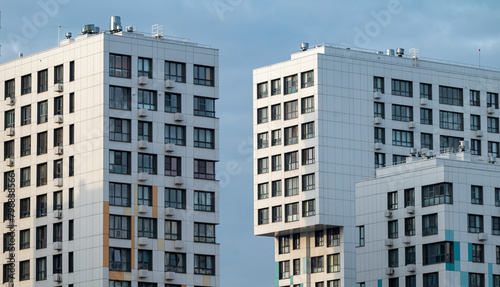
xmin=254 ymin=43 xmax=500 ymax=287
xmin=0 ymin=17 xmax=219 ymax=287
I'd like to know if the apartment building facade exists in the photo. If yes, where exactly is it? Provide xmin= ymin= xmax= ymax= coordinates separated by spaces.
xmin=1 ymin=25 xmax=219 ymax=287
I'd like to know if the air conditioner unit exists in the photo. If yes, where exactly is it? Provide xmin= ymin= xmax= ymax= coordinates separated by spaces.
xmin=490 ymin=156 xmax=497 ymax=163
xmin=54 ymin=210 xmax=63 ymax=219
xmin=138 ymin=172 xmax=148 ymax=181
xmin=374 ymin=117 xmax=383 ymax=125
xmin=7 ymin=127 xmax=15 ymax=136
xmin=54 ymin=178 xmax=63 ymax=187
xmin=373 ymin=91 xmax=382 ymax=100
xmin=475 ymin=130 xmax=483 ymax=137
xmin=478 ymin=233 xmax=488 ymax=241
xmin=165 ymin=271 xmax=175 ymax=280
xmin=384 ymin=210 xmax=392 ymax=218
xmin=53 ymin=273 xmax=62 ymax=282
xmin=5 ymin=158 xmax=14 ymax=167
xmin=138 ymin=237 xmax=148 ymax=246
xmin=7 ymin=97 xmax=15 ymax=106
xmin=385 ymin=267 xmax=394 ymax=275
xmin=138 ymin=270 xmax=148 ymax=278
xmin=54 ymin=146 xmax=64 ymax=155
xmin=374 ymin=143 xmax=383 ymax=150
xmin=459 ymin=140 xmax=469 ymax=152
xmin=402 ymin=236 xmax=411 ymax=244
xmin=138 ymin=109 xmax=148 ymax=117
xmin=408 ymin=121 xmax=415 ymax=129
xmin=54 ymin=83 xmax=63 ymax=92
xmin=165 ymin=143 xmax=175 ymax=152
xmin=488 ymin=107 xmax=495 ymax=114
xmin=174 ymin=113 xmax=184 ymax=122
xmin=53 ymin=241 xmax=63 ymax=250
xmin=174 ymin=176 xmax=184 ymax=185
xmin=138 ymin=140 xmax=148 ymax=149
xmin=406 ymin=206 xmax=415 ymax=214
xmin=420 ymin=98 xmax=429 ymax=106
xmin=138 ymin=76 xmax=148 ymax=85
xmin=407 ymin=264 xmax=416 ymax=272
xmin=165 ymin=207 xmax=175 ymax=216
xmin=54 ymin=115 xmax=64 ymax=123
xmin=138 ymin=204 xmax=148 ymax=214
xmin=385 ymin=239 xmax=393 ymax=246
xmin=174 ymin=240 xmax=184 ymax=249
xmin=409 ymin=148 xmax=418 ymax=156
xmin=165 ymin=79 xmax=175 ymax=89
xmin=424 ymin=150 xmax=434 ymax=158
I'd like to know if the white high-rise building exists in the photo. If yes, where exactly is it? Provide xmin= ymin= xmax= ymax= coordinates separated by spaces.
xmin=253 ymin=43 xmax=500 ymax=287
xmin=1 ymin=18 xmax=219 ymax=287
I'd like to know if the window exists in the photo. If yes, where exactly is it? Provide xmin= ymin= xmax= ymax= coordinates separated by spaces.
xmin=488 ymin=92 xmax=499 ymax=108
xmin=302 ymin=122 xmax=315 ymax=139
xmin=327 ymin=228 xmax=340 ymax=247
xmin=165 ymin=124 xmax=186 ymax=145
xmin=138 ymin=57 xmax=152 ymax=78
xmin=440 ymin=135 xmax=463 ymax=152
xmin=284 ymin=100 xmax=298 ymax=120
xmin=54 ymin=96 xmax=64 ymax=116
xmin=272 ymin=129 xmax=281 ymax=146
xmin=423 ymin=213 xmax=438 ymax=236
xmin=388 ymin=220 xmax=398 ymax=238
xmin=194 ymin=65 xmax=214 ymax=86
xmin=69 ymin=124 xmax=74 ymax=144
xmin=374 ymin=102 xmax=385 ymax=118
xmin=53 ymin=127 xmax=63 ymax=147
xmin=109 ymin=215 xmax=131 ymax=239
xmin=109 ymin=150 xmax=131 ymax=174
xmin=257 ymin=133 xmax=269 ymax=150
xmin=284 ymin=74 xmax=298 ymax=94
xmin=373 ymin=76 xmax=384 ymax=93
xmin=20 ymin=198 xmax=30 ymax=218
xmin=165 ymin=188 xmax=185 ymax=209
xmin=285 ymin=177 xmax=299 ymax=196
xmin=165 ymin=93 xmax=182 ymax=113
xmin=257 ymin=107 xmax=268 ymax=124
xmin=109 ymin=183 xmax=131 ymax=207
xmin=194 ymin=222 xmax=215 ymax=243
xmin=36 ymin=225 xmax=47 ymax=249
xmin=284 ymin=151 xmax=298 ymax=171
xmin=20 ymin=167 xmax=30 ymax=187
xmin=439 ymin=110 xmax=463 ymax=131
xmin=193 ymin=96 xmax=215 ymax=117
xmin=53 ymin=190 xmax=62 ymax=210
xmin=138 ymin=89 xmax=157 ymax=111
xmin=313 ymin=230 xmax=324 ymax=247
xmin=36 ymin=163 xmax=47 ymax=186
xmin=439 ymin=85 xmax=463 ymax=106
xmin=194 ymin=128 xmax=215 ymax=149
xmin=257 ymin=82 xmax=268 ymax=98
xmin=497 ymin=246 xmax=500 ymax=264
xmin=490 ymin=141 xmax=500 ymax=157
xmin=472 ymin=244 xmax=484 ymax=263
xmin=285 ymin=202 xmax=299 ymax=222
xmin=392 ymin=130 xmax=413 ymax=147
xmin=300 ymin=148 xmax=315 ymax=166
xmin=471 ymin=185 xmax=483 ymax=204
xmin=272 ymin=205 xmax=282 ymax=222
xmin=109 ymin=118 xmax=131 ymax=142
xmin=20 ymin=229 xmax=30 ymax=249
xmin=68 ymin=252 xmax=74 ymax=273
xmin=284 ymin=125 xmax=298 ymax=145
xmin=302 ymin=96 xmax=314 ymax=113
xmin=109 ymin=86 xmax=131 ymax=110
xmin=257 ymin=157 xmax=268 ymax=174
xmin=109 ymin=54 xmax=131 ymax=78
xmin=468 ymin=90 xmax=481 ymax=107
xmin=194 ymin=159 xmax=216 ymax=179
xmin=54 ymin=64 xmax=63 ymax=84
xmin=301 ymin=70 xmax=314 ymax=88
xmin=471 ymin=139 xmax=481 ymax=155
xmin=258 ymin=183 xmax=269 ymax=199
xmin=258 ymin=208 xmax=269 ymax=225
xmin=388 ymin=249 xmax=399 ymax=267
xmin=138 ymin=186 xmax=152 ymax=206
xmin=493 ymin=217 xmax=500 ymax=235
xmin=421 ymin=133 xmax=433 ymax=150
xmin=271 ymin=79 xmax=281 ymax=95
xmin=279 ymin=260 xmax=290 ymax=279
xmin=423 ymin=273 xmax=439 ymax=287
xmin=138 ymin=153 xmax=157 ymax=174
xmin=69 ymin=219 xmax=74 ymax=240
xmin=388 ymin=278 xmax=398 ymax=287
xmin=38 ymin=69 xmax=48 ymax=93
xmin=422 ymin=183 xmax=453 ymax=206
xmin=326 ymin=253 xmax=340 ymax=273
xmin=470 ymin=273 xmax=485 ymax=287
xmin=20 ymin=260 xmax=29 ymax=280
xmin=406 ymin=246 xmax=416 ymax=265
xmin=303 ymin=199 xmax=315 ymax=217
xmin=293 ymin=258 xmax=300 ymax=275
xmin=4 ymin=140 xmax=13 ymax=160
xmin=138 ymin=217 xmax=157 ymax=238
xmin=311 ymin=256 xmax=324 ymax=273
xmin=302 ymin=173 xmax=315 ymax=191
xmin=272 ymin=180 xmax=282 ymax=197
xmin=489 ymin=117 xmax=499 ymax=133
xmin=109 ymin=247 xmax=131 ymax=271
xmin=471 ymin=114 xmax=481 ymax=130
xmin=404 ymin=188 xmax=415 ymax=207
xmin=374 ymin=127 xmax=385 ymax=143
xmin=165 ymin=220 xmax=182 ymax=240
xmin=405 ymin=217 xmax=415 ymax=236
xmin=392 ymin=79 xmax=412 ymax=97
xmin=375 ymin=153 xmax=386 ymax=168
xmin=36 ymin=257 xmax=46 ymax=281
xmin=194 ymin=191 xmax=215 ymax=212
xmin=165 ymin=61 xmax=185 ymax=82
xmin=69 ymin=92 xmax=75 ymax=113
xmin=387 ymin=191 xmax=398 ymax=210
xmin=36 ymin=195 xmax=47 ymax=218
xmin=37 ymin=100 xmax=48 ymax=124
xmin=53 ymin=222 xmax=62 ymax=242
xmin=21 ymin=105 xmax=31 ymax=125
xmin=392 ymin=104 xmax=413 ymax=121
xmin=4 ymin=109 xmax=14 ymax=129
xmin=293 ymin=233 xmax=300 ymax=249
xmin=271 ymin=155 xmax=281 ymax=171
xmin=194 ymin=254 xmax=216 ymax=275
xmin=420 ymin=108 xmax=432 ymax=125
xmin=4 ymin=79 xmax=14 ymax=99
xmin=423 ymin=242 xmax=453 ymax=265
xmin=497 ymin=188 xmax=500 ymax=206
xmin=328 ymin=280 xmax=340 ymax=287
xmin=165 ymin=252 xmax=186 ymax=273
xmin=420 ymin=83 xmax=432 ymax=99
xmin=468 ymin=214 xmax=484 ymax=233
xmin=69 ymin=61 xmax=75 ymax=82
xmin=494 ymin=275 xmax=500 ymax=287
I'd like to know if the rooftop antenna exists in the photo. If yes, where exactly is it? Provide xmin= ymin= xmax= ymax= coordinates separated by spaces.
xmin=152 ymin=24 xmax=164 ymax=39
xmin=57 ymin=25 xmax=67 ymax=46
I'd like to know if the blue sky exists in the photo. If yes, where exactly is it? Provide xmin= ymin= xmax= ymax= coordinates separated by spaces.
xmin=2 ymin=0 xmax=500 ymax=285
